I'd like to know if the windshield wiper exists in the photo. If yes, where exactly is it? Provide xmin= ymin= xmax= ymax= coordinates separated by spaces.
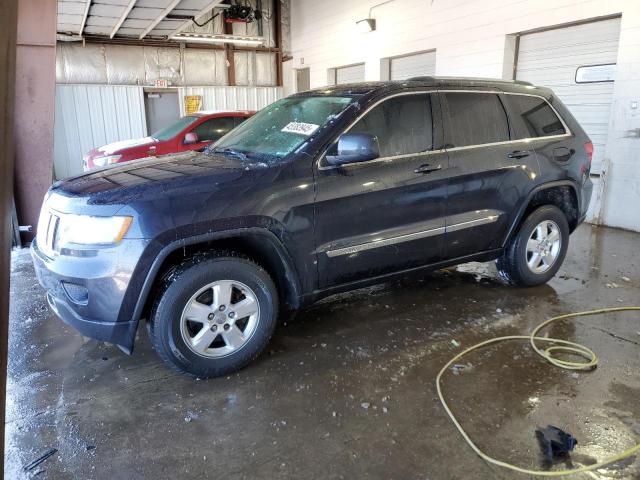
xmin=210 ymin=147 xmax=248 ymax=161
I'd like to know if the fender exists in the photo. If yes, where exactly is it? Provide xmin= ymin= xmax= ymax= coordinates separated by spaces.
xmin=123 ymin=227 xmax=302 ymax=327
xmin=502 ymin=179 xmax=581 ymax=247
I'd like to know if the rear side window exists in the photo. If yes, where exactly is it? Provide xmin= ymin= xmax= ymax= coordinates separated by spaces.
xmin=443 ymin=93 xmax=509 ymax=147
xmin=504 ymin=95 xmax=567 ymax=138
xmin=349 ymin=94 xmax=433 ymax=157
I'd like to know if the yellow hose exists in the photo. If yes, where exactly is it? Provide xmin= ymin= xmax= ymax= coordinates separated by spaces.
xmin=436 ymin=306 xmax=640 ymax=477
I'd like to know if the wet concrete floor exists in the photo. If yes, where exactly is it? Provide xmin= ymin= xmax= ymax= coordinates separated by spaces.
xmin=5 ymin=224 xmax=640 ymax=479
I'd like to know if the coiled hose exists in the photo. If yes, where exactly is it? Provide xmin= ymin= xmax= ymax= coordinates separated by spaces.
xmin=436 ymin=306 xmax=640 ymax=476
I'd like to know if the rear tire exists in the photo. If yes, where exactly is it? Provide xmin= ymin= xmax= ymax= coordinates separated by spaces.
xmin=149 ymin=253 xmax=278 ymax=378
xmin=497 ymin=205 xmax=569 ymax=286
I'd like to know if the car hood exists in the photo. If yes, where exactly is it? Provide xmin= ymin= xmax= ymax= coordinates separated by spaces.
xmin=51 ymin=150 xmax=269 ymax=205
xmin=91 ymin=137 xmax=157 ymax=156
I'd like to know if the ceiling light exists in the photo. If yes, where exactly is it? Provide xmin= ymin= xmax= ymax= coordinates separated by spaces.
xmin=356 ymin=18 xmax=376 ymax=32
xmin=170 ymin=33 xmax=264 ymax=46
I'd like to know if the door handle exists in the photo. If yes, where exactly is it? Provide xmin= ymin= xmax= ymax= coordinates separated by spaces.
xmin=414 ymin=164 xmax=442 ymax=174
xmin=508 ymin=150 xmax=531 ymax=159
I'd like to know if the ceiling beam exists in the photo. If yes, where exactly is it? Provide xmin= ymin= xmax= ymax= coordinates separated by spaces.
xmin=78 ymin=0 xmax=91 ymax=36
xmin=168 ymin=0 xmax=224 ymax=38
xmin=139 ymin=0 xmax=182 ymax=40
xmin=110 ymin=0 xmax=137 ymax=38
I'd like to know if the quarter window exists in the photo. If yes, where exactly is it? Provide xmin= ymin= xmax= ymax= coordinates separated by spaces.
xmin=443 ymin=93 xmax=510 ymax=147
xmin=349 ymin=94 xmax=433 ymax=157
xmin=504 ymin=95 xmax=567 ymax=139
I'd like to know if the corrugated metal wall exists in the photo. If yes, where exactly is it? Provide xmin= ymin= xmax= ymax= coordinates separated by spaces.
xmin=178 ymin=86 xmax=282 ymax=115
xmin=54 ymin=84 xmax=283 ymax=180
xmin=54 ymin=85 xmax=147 ymax=179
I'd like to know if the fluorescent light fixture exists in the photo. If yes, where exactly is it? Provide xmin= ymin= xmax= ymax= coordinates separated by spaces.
xmin=170 ymin=33 xmax=264 ymax=46
xmin=356 ymin=18 xmax=376 ymax=32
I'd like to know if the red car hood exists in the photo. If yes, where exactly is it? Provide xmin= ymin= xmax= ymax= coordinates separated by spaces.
xmin=88 ymin=137 xmax=157 ymax=158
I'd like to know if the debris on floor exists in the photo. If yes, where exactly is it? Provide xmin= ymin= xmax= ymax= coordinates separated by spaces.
xmin=451 ymin=363 xmax=473 ymax=375
xmin=23 ymin=448 xmax=58 ymax=472
xmin=535 ymin=425 xmax=577 ymax=465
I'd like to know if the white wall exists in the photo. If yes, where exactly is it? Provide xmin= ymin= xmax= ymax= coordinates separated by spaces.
xmin=290 ymin=0 xmax=640 ymax=232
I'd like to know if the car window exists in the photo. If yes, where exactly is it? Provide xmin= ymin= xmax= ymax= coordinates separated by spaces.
xmin=443 ymin=93 xmax=509 ymax=147
xmin=152 ymin=116 xmax=200 ymax=141
xmin=234 ymin=116 xmax=248 ymax=128
xmin=348 ymin=94 xmax=433 ymax=157
xmin=211 ymin=96 xmax=357 ymax=163
xmin=191 ymin=117 xmax=236 ymax=142
xmin=504 ymin=95 xmax=567 ymax=139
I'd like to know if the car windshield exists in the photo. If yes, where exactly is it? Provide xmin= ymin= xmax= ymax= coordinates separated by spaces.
xmin=208 ymin=96 xmax=356 ymax=164
xmin=151 ymin=116 xmax=200 ymax=141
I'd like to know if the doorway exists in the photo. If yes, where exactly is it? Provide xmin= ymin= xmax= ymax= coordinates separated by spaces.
xmin=144 ymin=91 xmax=180 ymax=136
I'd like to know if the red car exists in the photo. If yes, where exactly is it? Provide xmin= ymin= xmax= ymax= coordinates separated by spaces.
xmin=83 ymin=110 xmax=254 ymax=171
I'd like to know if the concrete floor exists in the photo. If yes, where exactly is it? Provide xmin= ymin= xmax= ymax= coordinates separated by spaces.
xmin=5 ymin=224 xmax=640 ymax=479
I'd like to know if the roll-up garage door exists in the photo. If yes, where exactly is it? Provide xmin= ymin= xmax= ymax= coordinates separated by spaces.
xmin=516 ymin=17 xmax=621 ymax=175
xmin=335 ymin=63 xmax=365 ymax=84
xmin=390 ymin=51 xmax=436 ymax=80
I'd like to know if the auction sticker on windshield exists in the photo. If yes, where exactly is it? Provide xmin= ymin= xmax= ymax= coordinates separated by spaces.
xmin=281 ymin=122 xmax=320 ymax=136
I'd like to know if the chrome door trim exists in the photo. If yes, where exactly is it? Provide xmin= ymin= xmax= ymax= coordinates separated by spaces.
xmin=325 ymin=226 xmax=445 ymax=257
xmin=446 ymin=212 xmax=501 ymax=233
xmin=324 ymin=211 xmax=503 ymax=257
xmin=316 ymin=89 xmax=571 ymax=171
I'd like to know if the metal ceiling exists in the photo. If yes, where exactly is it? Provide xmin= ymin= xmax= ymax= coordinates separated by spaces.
xmin=57 ymin=0 xmax=224 ymax=40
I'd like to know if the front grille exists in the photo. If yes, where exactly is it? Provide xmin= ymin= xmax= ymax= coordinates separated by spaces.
xmin=37 ymin=209 xmax=60 ymax=257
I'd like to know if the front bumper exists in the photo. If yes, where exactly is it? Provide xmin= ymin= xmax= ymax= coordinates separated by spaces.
xmin=31 ymin=237 xmax=148 ymax=353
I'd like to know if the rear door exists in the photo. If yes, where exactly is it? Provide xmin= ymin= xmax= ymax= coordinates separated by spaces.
xmin=440 ymin=91 xmax=540 ymax=259
xmin=314 ymin=92 xmax=449 ymax=288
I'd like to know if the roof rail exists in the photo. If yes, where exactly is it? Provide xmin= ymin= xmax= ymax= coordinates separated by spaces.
xmin=406 ymin=76 xmax=534 ymax=86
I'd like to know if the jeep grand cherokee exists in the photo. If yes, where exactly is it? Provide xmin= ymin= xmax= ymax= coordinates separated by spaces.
xmin=32 ymin=77 xmax=593 ymax=377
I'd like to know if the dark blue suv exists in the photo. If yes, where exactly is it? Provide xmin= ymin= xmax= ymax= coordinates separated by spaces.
xmin=32 ymin=77 xmax=593 ymax=377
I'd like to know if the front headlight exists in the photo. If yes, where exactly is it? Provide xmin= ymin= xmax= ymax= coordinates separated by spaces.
xmin=57 ymin=214 xmax=132 ymax=246
xmin=93 ymin=154 xmax=122 ymax=167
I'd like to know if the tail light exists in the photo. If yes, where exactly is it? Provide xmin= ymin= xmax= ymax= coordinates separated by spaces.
xmin=584 ymin=142 xmax=593 ymax=166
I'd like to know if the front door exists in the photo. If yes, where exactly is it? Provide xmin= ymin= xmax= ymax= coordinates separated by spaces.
xmin=314 ymin=92 xmax=449 ymax=288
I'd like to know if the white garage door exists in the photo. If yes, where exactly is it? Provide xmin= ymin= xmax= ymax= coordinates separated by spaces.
xmin=390 ymin=51 xmax=436 ymax=80
xmin=516 ymin=18 xmax=621 ymax=175
xmin=336 ymin=63 xmax=365 ymax=84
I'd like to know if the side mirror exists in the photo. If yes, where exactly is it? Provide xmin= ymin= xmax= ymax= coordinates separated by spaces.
xmin=184 ymin=132 xmax=199 ymax=145
xmin=325 ymin=133 xmax=380 ymax=166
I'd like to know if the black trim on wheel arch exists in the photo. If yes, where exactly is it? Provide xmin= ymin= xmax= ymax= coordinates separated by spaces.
xmin=502 ymin=180 xmax=581 ymax=248
xmin=129 ymin=228 xmax=301 ymax=325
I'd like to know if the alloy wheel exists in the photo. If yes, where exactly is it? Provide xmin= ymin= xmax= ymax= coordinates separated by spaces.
xmin=179 ymin=280 xmax=260 ymax=358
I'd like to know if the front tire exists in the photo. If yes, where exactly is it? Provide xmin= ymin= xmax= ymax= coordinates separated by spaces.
xmin=149 ymin=253 xmax=278 ymax=378
xmin=497 ymin=205 xmax=569 ymax=286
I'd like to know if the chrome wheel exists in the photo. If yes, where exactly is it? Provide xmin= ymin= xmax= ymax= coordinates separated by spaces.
xmin=526 ymin=220 xmax=562 ymax=274
xmin=179 ymin=280 xmax=260 ymax=358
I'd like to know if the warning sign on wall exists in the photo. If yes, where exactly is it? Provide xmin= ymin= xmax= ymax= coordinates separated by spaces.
xmin=184 ymin=95 xmax=202 ymax=115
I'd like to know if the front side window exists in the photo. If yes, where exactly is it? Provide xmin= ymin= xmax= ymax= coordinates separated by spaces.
xmin=210 ymin=96 xmax=357 ymax=164
xmin=443 ymin=93 xmax=509 ymax=147
xmin=192 ymin=117 xmax=236 ymax=142
xmin=504 ymin=95 xmax=567 ymax=139
xmin=348 ymin=94 xmax=433 ymax=157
